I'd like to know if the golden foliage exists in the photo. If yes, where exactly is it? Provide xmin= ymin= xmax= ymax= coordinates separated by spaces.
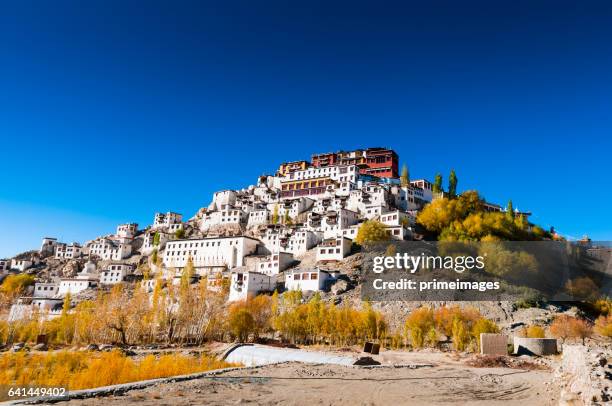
xmin=565 ymin=277 xmax=599 ymax=301
xmin=404 ymin=307 xmax=434 ymax=348
xmin=405 ymin=305 xmax=498 ymax=352
xmin=0 ymin=274 xmax=35 ymax=305
xmin=355 ymin=220 xmax=390 ymax=245
xmin=0 ymin=351 xmax=236 ymax=390
xmin=550 ymin=315 xmax=592 ymax=344
xmin=521 ymin=325 xmax=546 ymax=338
xmin=272 ymin=294 xmax=386 ymax=346
xmin=592 ymin=298 xmax=612 ymax=316
xmin=595 ymin=314 xmax=612 ymax=338
xmin=417 ymin=190 xmax=546 ymax=241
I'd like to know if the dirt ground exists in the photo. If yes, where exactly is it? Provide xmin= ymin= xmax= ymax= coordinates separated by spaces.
xmin=59 ymin=351 xmax=559 ymax=406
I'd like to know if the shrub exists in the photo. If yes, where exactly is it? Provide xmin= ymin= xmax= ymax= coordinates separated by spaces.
xmin=0 ymin=351 xmax=236 ymax=390
xmin=452 ymin=318 xmax=470 ymax=351
xmin=472 ymin=318 xmax=500 ymax=351
xmin=591 ymin=298 xmax=612 ymax=316
xmin=228 ymin=307 xmax=255 ymax=342
xmin=565 ymin=277 xmax=599 ymax=301
xmin=594 ymin=314 xmax=612 ymax=338
xmin=521 ymin=325 xmax=545 ymax=338
xmin=174 ymin=228 xmax=185 ymax=239
xmin=550 ymin=315 xmax=592 ymax=344
xmin=404 ymin=307 xmax=434 ymax=348
xmin=0 ymin=274 xmax=35 ymax=298
xmin=355 ymin=220 xmax=390 ymax=245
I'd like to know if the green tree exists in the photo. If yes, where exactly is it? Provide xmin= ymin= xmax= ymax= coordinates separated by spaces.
xmin=272 ymin=204 xmax=279 ymax=224
xmin=355 ymin=220 xmax=390 ymax=245
xmin=400 ymin=164 xmax=410 ymax=187
xmin=448 ymin=169 xmax=458 ymax=197
xmin=153 ymin=232 xmax=161 ymax=246
xmin=506 ymin=200 xmax=515 ymax=220
xmin=433 ymin=173 xmax=443 ymax=194
xmin=151 ymin=248 xmax=158 ymax=264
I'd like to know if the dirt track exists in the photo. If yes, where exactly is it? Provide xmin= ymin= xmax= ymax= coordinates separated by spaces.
xmin=60 ymin=353 xmax=559 ymax=406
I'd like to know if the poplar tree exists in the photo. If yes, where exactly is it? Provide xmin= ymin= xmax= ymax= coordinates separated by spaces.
xmin=448 ymin=169 xmax=458 ymax=197
xmin=433 ymin=173 xmax=443 ymax=194
xmin=272 ymin=204 xmax=279 ymax=224
xmin=506 ymin=200 xmax=515 ymax=220
xmin=400 ymin=164 xmax=410 ymax=187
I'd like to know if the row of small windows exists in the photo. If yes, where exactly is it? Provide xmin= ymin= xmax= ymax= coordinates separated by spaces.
xmin=319 ymin=248 xmax=341 ymax=254
xmin=168 ymin=240 xmax=240 ymax=249
xmin=291 ymin=272 xmax=319 ymax=280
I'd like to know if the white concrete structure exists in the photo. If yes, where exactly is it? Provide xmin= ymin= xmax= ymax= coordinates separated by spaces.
xmin=410 ymin=179 xmax=434 ymax=203
xmin=8 ymin=297 xmax=64 ymax=322
xmin=32 ymin=297 xmax=64 ymax=318
xmin=141 ymin=278 xmax=160 ymax=293
xmin=153 ymin=212 xmax=183 ymax=231
xmin=285 ymin=268 xmax=337 ymax=292
xmin=200 ymin=207 xmax=247 ymax=231
xmin=55 ymin=243 xmax=83 ymax=259
xmin=58 ymin=277 xmax=96 ymax=296
xmin=142 ymin=230 xmax=168 ymax=255
xmin=308 ymin=208 xmax=359 ymax=239
xmin=116 ymin=223 xmax=138 ymax=239
xmin=164 ymin=236 xmax=260 ymax=275
xmin=33 ymin=282 xmax=60 ymax=298
xmin=86 ymin=238 xmax=132 ymax=261
xmin=210 ymin=190 xmax=237 ymax=210
xmin=80 ymin=260 xmax=97 ymax=278
xmin=256 ymin=252 xmax=294 ymax=276
xmin=286 ymin=229 xmax=321 ymax=255
xmin=40 ymin=237 xmax=58 ymax=256
xmin=0 ymin=259 xmax=10 ymax=272
xmin=11 ymin=259 xmax=33 ymax=272
xmin=279 ymin=197 xmax=315 ymax=219
xmin=363 ymin=204 xmax=386 ymax=219
xmin=341 ymin=224 xmax=360 ymax=240
xmin=316 ymin=237 xmax=352 ymax=261
xmin=283 ymin=164 xmax=359 ymax=184
xmin=385 ymin=225 xmax=410 ymax=240
xmin=100 ymin=263 xmax=135 ymax=285
xmin=228 ymin=271 xmax=274 ymax=302
xmin=247 ymin=209 xmax=269 ymax=227
xmin=380 ymin=210 xmax=411 ymax=227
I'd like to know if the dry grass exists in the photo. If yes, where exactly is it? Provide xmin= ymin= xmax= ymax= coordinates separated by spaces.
xmin=465 ymin=355 xmax=548 ymax=370
xmin=0 ymin=350 xmax=238 ymax=390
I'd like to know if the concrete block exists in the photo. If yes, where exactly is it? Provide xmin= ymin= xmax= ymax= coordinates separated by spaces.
xmin=480 ymin=333 xmax=508 ymax=355
xmin=513 ymin=337 xmax=558 ymax=355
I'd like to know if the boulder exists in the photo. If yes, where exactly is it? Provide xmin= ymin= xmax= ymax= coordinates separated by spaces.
xmin=61 ymin=260 xmax=81 ymax=277
xmin=353 ymin=356 xmax=381 ymax=366
xmin=32 ymin=343 xmax=48 ymax=351
xmin=85 ymin=344 xmax=99 ymax=351
xmin=11 ymin=342 xmax=26 ymax=352
xmin=331 ymin=279 xmax=348 ymax=295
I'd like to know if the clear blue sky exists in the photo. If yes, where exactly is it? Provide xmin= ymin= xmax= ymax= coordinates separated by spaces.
xmin=1 ymin=0 xmax=611 ymax=258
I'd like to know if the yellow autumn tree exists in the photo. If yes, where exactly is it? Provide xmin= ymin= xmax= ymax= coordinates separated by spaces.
xmin=355 ymin=220 xmax=390 ymax=245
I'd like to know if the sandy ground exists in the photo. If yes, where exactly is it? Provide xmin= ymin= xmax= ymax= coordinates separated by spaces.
xmin=58 ymin=351 xmax=559 ymax=406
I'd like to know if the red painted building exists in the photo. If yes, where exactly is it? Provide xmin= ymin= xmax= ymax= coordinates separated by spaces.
xmin=311 ymin=147 xmax=399 ymax=178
